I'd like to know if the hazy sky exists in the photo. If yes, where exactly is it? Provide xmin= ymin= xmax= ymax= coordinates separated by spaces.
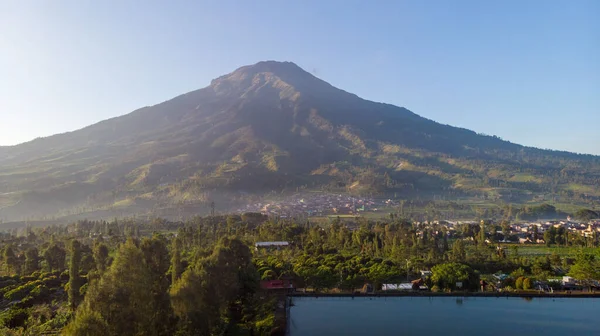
xmin=1 ymin=1 xmax=598 ymax=154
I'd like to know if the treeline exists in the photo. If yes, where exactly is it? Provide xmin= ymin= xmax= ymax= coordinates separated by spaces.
xmin=0 ymin=214 xmax=599 ymax=335
xmin=0 ymin=216 xmax=274 ymax=335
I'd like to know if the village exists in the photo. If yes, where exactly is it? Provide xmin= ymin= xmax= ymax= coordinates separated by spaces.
xmin=439 ymin=217 xmax=600 ymax=245
xmin=236 ymin=193 xmax=388 ymax=218
xmin=237 ymin=193 xmax=600 ymax=245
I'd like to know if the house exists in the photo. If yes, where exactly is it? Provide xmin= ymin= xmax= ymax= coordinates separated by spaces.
xmin=382 ymin=283 xmax=411 ymax=291
xmin=420 ymin=270 xmax=432 ymax=279
xmin=260 ymin=279 xmax=295 ymax=291
xmin=562 ymin=276 xmax=576 ymax=286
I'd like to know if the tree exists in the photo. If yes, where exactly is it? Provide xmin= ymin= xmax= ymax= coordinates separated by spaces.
xmin=522 ymin=277 xmax=532 ymax=290
xmin=44 ymin=244 xmax=66 ymax=271
xmin=431 ymin=263 xmax=478 ymax=291
xmin=501 ymin=221 xmax=511 ymax=241
xmin=170 ymin=237 xmax=257 ymax=335
xmin=544 ymin=227 xmax=556 ymax=246
xmin=451 ymin=239 xmax=466 ymax=262
xmin=93 ymin=243 xmax=109 ymax=274
xmin=515 ymin=276 xmax=524 ymax=290
xmin=568 ymin=253 xmax=600 ymax=291
xmin=313 ymin=265 xmax=336 ymax=291
xmin=68 ymin=240 xmax=83 ymax=310
xmin=4 ymin=244 xmax=20 ymax=275
xmin=24 ymin=247 xmax=40 ymax=275
xmin=511 ymin=268 xmax=525 ymax=278
xmin=81 ymin=255 xmax=96 ymax=274
xmin=171 ymin=237 xmax=183 ymax=285
xmin=478 ymin=221 xmax=486 ymax=246
xmin=62 ymin=310 xmax=109 ymax=336
xmin=549 ymin=252 xmax=561 ymax=266
xmin=140 ymin=234 xmax=175 ymax=336
xmin=64 ymin=239 xmax=155 ymax=336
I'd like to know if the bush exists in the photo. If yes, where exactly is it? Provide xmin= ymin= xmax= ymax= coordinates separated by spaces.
xmin=17 ymin=295 xmax=36 ymax=309
xmin=21 ymin=276 xmax=37 ymax=282
xmin=431 ymin=285 xmax=440 ymax=292
xmin=4 ymin=281 xmax=43 ymax=301
xmin=31 ymin=285 xmax=49 ymax=298
xmin=523 ymin=278 xmax=533 ymax=290
xmin=0 ymin=283 xmax=19 ymax=296
xmin=254 ymin=314 xmax=275 ymax=334
xmin=38 ymin=271 xmax=61 ymax=280
xmin=39 ymin=307 xmax=72 ymax=331
xmin=42 ymin=275 xmax=61 ymax=287
xmin=515 ymin=277 xmax=524 ymax=290
xmin=0 ymin=275 xmax=20 ymax=282
xmin=0 ymin=279 xmax=19 ymax=289
xmin=0 ymin=307 xmax=29 ymax=329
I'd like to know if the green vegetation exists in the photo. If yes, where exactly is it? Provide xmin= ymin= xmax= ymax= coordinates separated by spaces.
xmin=1 ymin=211 xmax=599 ymax=334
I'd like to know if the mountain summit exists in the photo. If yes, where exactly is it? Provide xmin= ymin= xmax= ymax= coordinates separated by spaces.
xmin=210 ymin=60 xmax=354 ymax=100
xmin=1 ymin=61 xmax=599 ymax=221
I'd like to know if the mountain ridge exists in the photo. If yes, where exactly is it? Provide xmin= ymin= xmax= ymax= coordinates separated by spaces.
xmin=1 ymin=61 xmax=599 ymax=222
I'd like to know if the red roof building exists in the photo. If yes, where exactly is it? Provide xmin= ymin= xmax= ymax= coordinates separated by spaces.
xmin=260 ymin=279 xmax=295 ymax=290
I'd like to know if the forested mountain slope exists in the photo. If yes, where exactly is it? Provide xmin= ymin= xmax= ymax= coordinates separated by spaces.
xmin=1 ymin=61 xmax=599 ymax=221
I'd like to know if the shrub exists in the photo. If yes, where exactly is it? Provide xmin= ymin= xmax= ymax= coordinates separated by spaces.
xmin=0 ymin=307 xmax=29 ymax=329
xmin=515 ymin=277 xmax=524 ymax=290
xmin=255 ymin=314 xmax=275 ymax=334
xmin=41 ymin=275 xmax=61 ymax=287
xmin=0 ymin=283 xmax=19 ymax=296
xmin=38 ymin=271 xmax=61 ymax=280
xmin=4 ymin=281 xmax=43 ymax=301
xmin=523 ymin=278 xmax=533 ymax=290
xmin=21 ymin=276 xmax=37 ymax=282
xmin=31 ymin=284 xmax=49 ymax=298
xmin=431 ymin=285 xmax=440 ymax=292
xmin=0 ymin=279 xmax=19 ymax=289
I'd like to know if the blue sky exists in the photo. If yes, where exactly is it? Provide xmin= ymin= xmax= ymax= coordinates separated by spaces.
xmin=1 ymin=1 xmax=598 ymax=154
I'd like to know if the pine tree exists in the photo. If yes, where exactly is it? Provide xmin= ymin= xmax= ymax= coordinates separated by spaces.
xmin=64 ymin=239 xmax=155 ymax=336
xmin=3 ymin=244 xmax=19 ymax=275
xmin=44 ymin=243 xmax=66 ymax=271
xmin=93 ymin=243 xmax=109 ymax=274
xmin=140 ymin=234 xmax=175 ymax=335
xmin=452 ymin=239 xmax=466 ymax=262
xmin=68 ymin=240 xmax=83 ymax=310
xmin=171 ymin=237 xmax=183 ymax=285
xmin=24 ymin=247 xmax=40 ymax=275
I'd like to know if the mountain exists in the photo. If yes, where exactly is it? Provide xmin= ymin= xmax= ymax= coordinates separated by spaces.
xmin=1 ymin=61 xmax=599 ymax=221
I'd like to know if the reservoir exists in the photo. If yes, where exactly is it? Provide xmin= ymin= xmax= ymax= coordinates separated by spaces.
xmin=288 ymin=296 xmax=600 ymax=335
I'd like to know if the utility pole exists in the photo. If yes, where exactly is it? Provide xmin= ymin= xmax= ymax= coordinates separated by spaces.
xmin=210 ymin=201 xmax=215 ymax=216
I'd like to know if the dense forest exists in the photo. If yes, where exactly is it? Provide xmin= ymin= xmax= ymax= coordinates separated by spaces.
xmin=0 ymin=212 xmax=599 ymax=335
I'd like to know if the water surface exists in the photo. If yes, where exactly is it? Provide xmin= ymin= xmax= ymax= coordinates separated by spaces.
xmin=289 ymin=296 xmax=600 ymax=335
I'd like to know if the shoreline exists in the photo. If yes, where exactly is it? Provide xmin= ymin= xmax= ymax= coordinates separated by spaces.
xmin=289 ymin=291 xmax=600 ymax=298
